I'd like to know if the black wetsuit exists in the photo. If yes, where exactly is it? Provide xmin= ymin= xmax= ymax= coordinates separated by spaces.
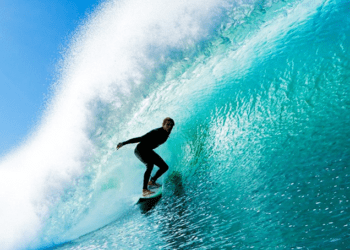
xmin=123 ymin=127 xmax=170 ymax=189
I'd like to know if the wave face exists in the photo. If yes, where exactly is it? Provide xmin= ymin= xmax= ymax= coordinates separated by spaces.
xmin=1 ymin=0 xmax=349 ymax=249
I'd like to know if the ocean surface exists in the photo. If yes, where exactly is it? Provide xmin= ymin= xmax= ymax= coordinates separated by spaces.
xmin=0 ymin=0 xmax=349 ymax=249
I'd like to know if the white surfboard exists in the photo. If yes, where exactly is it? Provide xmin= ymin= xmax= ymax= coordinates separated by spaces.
xmin=137 ymin=186 xmax=163 ymax=203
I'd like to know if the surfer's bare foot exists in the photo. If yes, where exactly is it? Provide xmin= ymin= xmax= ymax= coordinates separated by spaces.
xmin=148 ymin=181 xmax=161 ymax=187
xmin=143 ymin=189 xmax=155 ymax=196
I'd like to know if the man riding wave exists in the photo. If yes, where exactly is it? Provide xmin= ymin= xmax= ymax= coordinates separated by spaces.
xmin=117 ymin=117 xmax=175 ymax=196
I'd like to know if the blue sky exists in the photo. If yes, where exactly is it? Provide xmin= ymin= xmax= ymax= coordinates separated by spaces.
xmin=0 ymin=0 xmax=99 ymax=157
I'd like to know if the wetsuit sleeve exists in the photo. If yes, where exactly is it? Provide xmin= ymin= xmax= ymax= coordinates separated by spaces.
xmin=122 ymin=128 xmax=159 ymax=146
xmin=122 ymin=137 xmax=142 ymax=145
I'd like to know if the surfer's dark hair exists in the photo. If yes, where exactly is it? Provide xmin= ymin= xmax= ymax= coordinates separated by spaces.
xmin=163 ymin=117 xmax=175 ymax=126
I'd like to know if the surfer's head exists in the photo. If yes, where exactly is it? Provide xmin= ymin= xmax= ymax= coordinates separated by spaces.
xmin=162 ymin=117 xmax=175 ymax=133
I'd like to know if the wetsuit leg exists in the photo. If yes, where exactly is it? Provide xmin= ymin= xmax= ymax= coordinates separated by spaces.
xmin=135 ymin=147 xmax=154 ymax=190
xmin=143 ymin=162 xmax=154 ymax=190
xmin=150 ymin=151 xmax=169 ymax=183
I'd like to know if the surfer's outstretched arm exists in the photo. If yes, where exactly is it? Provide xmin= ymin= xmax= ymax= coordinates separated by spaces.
xmin=116 ymin=137 xmax=142 ymax=150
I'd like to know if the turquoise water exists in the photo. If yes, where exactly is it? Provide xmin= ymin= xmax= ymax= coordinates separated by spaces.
xmin=1 ymin=0 xmax=349 ymax=249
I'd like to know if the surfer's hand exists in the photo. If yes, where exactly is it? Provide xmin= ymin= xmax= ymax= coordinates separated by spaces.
xmin=116 ymin=142 xmax=123 ymax=150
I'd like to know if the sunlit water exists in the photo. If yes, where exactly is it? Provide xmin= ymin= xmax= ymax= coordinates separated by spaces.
xmin=0 ymin=0 xmax=349 ymax=249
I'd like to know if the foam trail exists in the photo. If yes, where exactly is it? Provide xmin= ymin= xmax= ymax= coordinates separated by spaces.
xmin=0 ymin=0 xmax=230 ymax=249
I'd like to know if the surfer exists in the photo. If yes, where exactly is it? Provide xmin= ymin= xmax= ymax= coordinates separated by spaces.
xmin=116 ymin=117 xmax=175 ymax=197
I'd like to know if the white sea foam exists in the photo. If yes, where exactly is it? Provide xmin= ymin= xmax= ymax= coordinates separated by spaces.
xmin=0 ymin=0 xmax=229 ymax=249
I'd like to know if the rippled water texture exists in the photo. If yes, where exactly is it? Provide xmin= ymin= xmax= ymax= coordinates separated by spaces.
xmin=1 ymin=0 xmax=349 ymax=249
xmin=46 ymin=0 xmax=350 ymax=249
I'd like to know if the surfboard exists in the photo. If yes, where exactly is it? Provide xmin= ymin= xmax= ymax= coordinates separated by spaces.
xmin=137 ymin=186 xmax=163 ymax=203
